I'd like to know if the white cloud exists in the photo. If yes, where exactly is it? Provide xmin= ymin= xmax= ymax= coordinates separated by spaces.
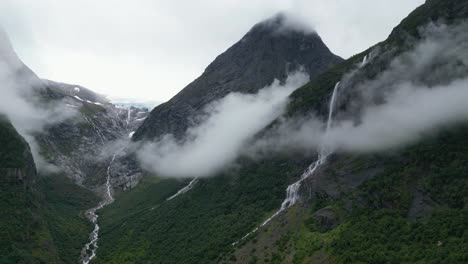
xmin=137 ymin=71 xmax=309 ymax=178
xmin=0 ymin=0 xmax=423 ymax=101
xmin=327 ymin=79 xmax=468 ymax=152
xmin=0 ymin=28 xmax=76 ymax=172
xmin=254 ymin=22 xmax=468 ymax=155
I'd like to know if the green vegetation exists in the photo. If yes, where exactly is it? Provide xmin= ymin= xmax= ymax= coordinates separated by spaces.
xmin=2 ymin=117 xmax=99 ymax=263
xmin=0 ymin=117 xmax=27 ymax=168
xmin=235 ymin=127 xmax=468 ymax=264
xmin=0 ymin=173 xmax=99 ymax=263
xmin=287 ymin=55 xmax=363 ymax=117
xmin=96 ymin=158 xmax=308 ymax=263
xmin=37 ymin=174 xmax=100 ymax=263
xmin=327 ymin=128 xmax=468 ymax=263
xmin=0 ymin=171 xmax=54 ymax=263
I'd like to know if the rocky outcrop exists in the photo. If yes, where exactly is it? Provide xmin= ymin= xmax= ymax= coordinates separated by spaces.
xmin=133 ymin=14 xmax=343 ymax=142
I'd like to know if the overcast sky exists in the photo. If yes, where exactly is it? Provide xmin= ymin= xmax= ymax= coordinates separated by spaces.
xmin=0 ymin=0 xmax=424 ymax=102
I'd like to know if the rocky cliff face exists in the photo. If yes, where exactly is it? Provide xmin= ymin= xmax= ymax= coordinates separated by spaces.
xmin=36 ymin=80 xmax=149 ymax=189
xmin=133 ymin=14 xmax=343 ymax=142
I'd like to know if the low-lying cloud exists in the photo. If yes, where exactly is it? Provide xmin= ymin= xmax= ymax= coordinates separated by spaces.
xmin=328 ymin=79 xmax=468 ymax=152
xmin=255 ymin=22 xmax=468 ymax=155
xmin=137 ymin=72 xmax=309 ymax=178
xmin=0 ymin=28 xmax=76 ymax=171
xmin=137 ymin=22 xmax=468 ymax=179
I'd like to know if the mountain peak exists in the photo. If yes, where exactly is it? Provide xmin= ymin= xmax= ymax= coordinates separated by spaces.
xmin=133 ymin=15 xmax=342 ymax=141
xmin=251 ymin=13 xmax=316 ymax=36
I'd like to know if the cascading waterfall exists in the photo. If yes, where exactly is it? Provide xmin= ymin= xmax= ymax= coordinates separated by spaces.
xmin=263 ymin=81 xmax=340 ymax=225
xmin=80 ymin=154 xmax=117 ymax=264
xmin=233 ymin=82 xmax=341 ymax=245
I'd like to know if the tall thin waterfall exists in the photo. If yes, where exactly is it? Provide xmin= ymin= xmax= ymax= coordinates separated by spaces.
xmin=361 ymin=55 xmax=368 ymax=67
xmin=261 ymin=81 xmax=340 ymax=226
xmin=233 ymin=82 xmax=341 ymax=245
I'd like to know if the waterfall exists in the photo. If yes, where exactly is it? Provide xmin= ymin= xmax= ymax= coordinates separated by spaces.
xmin=234 ymin=82 xmax=341 ymax=244
xmin=262 ymin=82 xmax=340 ymax=226
xmin=81 ymin=154 xmax=117 ymax=264
xmin=126 ymin=107 xmax=132 ymax=129
xmin=167 ymin=178 xmax=199 ymax=201
xmin=361 ymin=55 xmax=368 ymax=67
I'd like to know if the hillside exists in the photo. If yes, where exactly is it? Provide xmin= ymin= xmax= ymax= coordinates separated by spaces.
xmin=96 ymin=0 xmax=468 ymax=263
xmin=1 ymin=0 xmax=467 ymax=263
xmin=0 ymin=116 xmax=100 ymax=263
xmin=228 ymin=0 xmax=468 ymax=262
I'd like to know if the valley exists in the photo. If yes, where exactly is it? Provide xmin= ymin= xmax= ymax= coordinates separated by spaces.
xmin=0 ymin=0 xmax=467 ymax=263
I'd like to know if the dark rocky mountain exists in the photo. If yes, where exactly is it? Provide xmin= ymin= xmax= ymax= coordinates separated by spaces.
xmin=133 ymin=14 xmax=343 ymax=141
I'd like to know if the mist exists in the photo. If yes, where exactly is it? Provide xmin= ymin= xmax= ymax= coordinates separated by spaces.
xmin=136 ymin=22 xmax=468 ymax=178
xmin=264 ymin=12 xmax=316 ymax=36
xmin=137 ymin=72 xmax=309 ymax=178
xmin=329 ymin=79 xmax=468 ymax=151
xmin=255 ymin=22 xmax=468 ymax=155
xmin=0 ymin=28 xmax=76 ymax=171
